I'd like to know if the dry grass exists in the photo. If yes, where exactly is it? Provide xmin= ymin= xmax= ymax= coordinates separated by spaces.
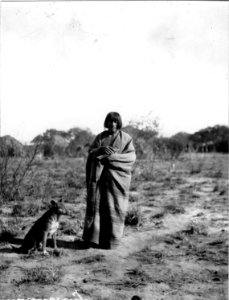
xmin=0 ymin=218 xmax=20 ymax=242
xmin=15 ymin=266 xmax=63 ymax=285
xmin=74 ymin=254 xmax=106 ymax=264
xmin=11 ymin=202 xmax=42 ymax=217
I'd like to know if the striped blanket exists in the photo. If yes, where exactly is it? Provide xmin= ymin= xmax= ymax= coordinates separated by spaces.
xmin=82 ymin=130 xmax=136 ymax=249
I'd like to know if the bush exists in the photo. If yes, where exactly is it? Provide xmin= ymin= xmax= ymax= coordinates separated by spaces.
xmin=0 ymin=144 xmax=39 ymax=202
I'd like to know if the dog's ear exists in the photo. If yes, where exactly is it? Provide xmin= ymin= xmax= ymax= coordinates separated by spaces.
xmin=51 ymin=200 xmax=57 ymax=207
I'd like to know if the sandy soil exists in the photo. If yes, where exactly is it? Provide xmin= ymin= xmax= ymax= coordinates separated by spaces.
xmin=0 ymin=154 xmax=228 ymax=300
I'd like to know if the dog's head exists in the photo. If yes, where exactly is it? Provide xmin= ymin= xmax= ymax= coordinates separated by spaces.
xmin=50 ymin=199 xmax=67 ymax=215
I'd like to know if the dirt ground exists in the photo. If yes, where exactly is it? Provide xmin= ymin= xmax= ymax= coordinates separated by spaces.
xmin=0 ymin=153 xmax=228 ymax=300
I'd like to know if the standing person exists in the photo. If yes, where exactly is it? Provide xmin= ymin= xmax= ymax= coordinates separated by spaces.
xmin=82 ymin=112 xmax=136 ymax=249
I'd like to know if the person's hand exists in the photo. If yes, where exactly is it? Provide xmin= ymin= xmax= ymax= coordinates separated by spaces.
xmin=90 ymin=146 xmax=118 ymax=156
xmin=98 ymin=146 xmax=119 ymax=156
xmin=99 ymin=146 xmax=117 ymax=155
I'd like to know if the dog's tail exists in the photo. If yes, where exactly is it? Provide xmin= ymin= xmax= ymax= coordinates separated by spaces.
xmin=11 ymin=245 xmax=23 ymax=253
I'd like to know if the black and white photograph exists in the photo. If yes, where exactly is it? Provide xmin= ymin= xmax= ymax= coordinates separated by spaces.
xmin=0 ymin=1 xmax=228 ymax=299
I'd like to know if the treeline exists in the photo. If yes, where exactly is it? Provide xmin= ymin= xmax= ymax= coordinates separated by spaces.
xmin=171 ymin=125 xmax=228 ymax=154
xmin=31 ymin=128 xmax=94 ymax=158
xmin=0 ymin=124 xmax=228 ymax=160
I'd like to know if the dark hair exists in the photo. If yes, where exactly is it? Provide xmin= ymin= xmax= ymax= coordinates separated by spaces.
xmin=104 ymin=112 xmax=122 ymax=129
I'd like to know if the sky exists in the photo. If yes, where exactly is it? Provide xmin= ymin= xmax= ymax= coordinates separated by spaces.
xmin=0 ymin=1 xmax=228 ymax=144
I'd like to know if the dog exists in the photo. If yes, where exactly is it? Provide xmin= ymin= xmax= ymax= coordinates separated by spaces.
xmin=13 ymin=200 xmax=66 ymax=255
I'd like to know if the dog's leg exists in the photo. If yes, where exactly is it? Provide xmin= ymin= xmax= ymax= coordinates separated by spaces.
xmin=42 ymin=231 xmax=49 ymax=255
xmin=52 ymin=232 xmax=57 ymax=250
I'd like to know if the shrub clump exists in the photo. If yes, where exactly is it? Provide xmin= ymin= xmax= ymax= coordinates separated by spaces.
xmin=125 ymin=206 xmax=142 ymax=226
xmin=164 ymin=204 xmax=185 ymax=215
xmin=17 ymin=266 xmax=62 ymax=285
xmin=11 ymin=202 xmax=41 ymax=217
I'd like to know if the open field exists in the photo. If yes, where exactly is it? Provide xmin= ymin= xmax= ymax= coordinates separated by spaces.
xmin=0 ymin=153 xmax=228 ymax=300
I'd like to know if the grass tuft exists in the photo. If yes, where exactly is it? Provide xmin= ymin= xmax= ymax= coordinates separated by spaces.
xmin=75 ymin=254 xmax=105 ymax=264
xmin=17 ymin=266 xmax=63 ymax=285
xmin=164 ymin=204 xmax=185 ymax=214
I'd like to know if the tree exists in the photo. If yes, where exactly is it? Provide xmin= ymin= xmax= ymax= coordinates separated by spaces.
xmin=66 ymin=127 xmax=95 ymax=157
xmin=31 ymin=129 xmax=71 ymax=158
xmin=0 ymin=135 xmax=24 ymax=157
xmin=190 ymin=125 xmax=229 ymax=153
xmin=123 ymin=113 xmax=159 ymax=159
xmin=171 ymin=132 xmax=192 ymax=151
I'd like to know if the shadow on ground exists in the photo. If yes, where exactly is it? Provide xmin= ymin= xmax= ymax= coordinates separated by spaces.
xmin=0 ymin=238 xmax=91 ymax=254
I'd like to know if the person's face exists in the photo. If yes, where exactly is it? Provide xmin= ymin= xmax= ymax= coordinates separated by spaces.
xmin=107 ymin=119 xmax=118 ymax=133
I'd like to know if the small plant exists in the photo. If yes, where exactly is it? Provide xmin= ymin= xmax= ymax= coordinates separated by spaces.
xmin=181 ymin=221 xmax=208 ymax=236
xmin=130 ymin=180 xmax=139 ymax=192
xmin=133 ymin=246 xmax=163 ymax=264
xmin=212 ymin=180 xmax=227 ymax=195
xmin=60 ymin=220 xmax=80 ymax=235
xmin=212 ymin=169 xmax=223 ymax=178
xmin=125 ymin=205 xmax=142 ymax=226
xmin=64 ymin=170 xmax=85 ymax=189
xmin=164 ymin=204 xmax=185 ymax=214
xmin=125 ymin=267 xmax=151 ymax=282
xmin=129 ymin=192 xmax=139 ymax=203
xmin=52 ymin=248 xmax=64 ymax=257
xmin=0 ymin=260 xmax=11 ymax=272
xmin=151 ymin=211 xmax=166 ymax=219
xmin=140 ymin=163 xmax=155 ymax=181
xmin=0 ymin=218 xmax=20 ymax=242
xmin=188 ymin=155 xmax=205 ymax=175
